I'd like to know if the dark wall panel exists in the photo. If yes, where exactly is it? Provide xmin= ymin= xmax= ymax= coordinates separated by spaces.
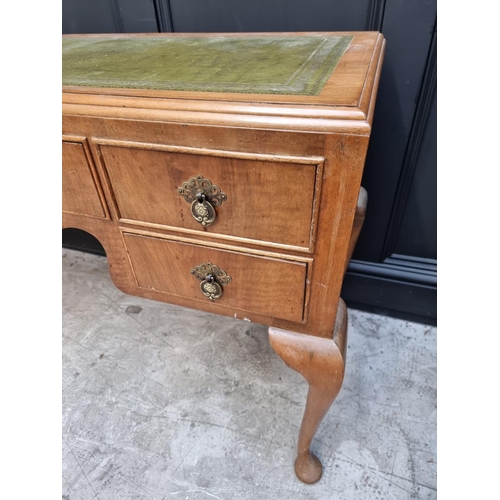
xmin=342 ymin=272 xmax=436 ymax=325
xmin=394 ymin=90 xmax=436 ymax=259
xmin=62 ymin=0 xmax=121 ymax=34
xmin=119 ymin=0 xmax=158 ymax=33
xmin=62 ymin=0 xmax=158 ymax=34
xmin=353 ymin=1 xmax=436 ymax=263
xmin=169 ymin=0 xmax=370 ymax=32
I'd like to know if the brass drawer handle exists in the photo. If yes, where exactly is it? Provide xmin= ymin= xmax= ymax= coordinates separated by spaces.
xmin=178 ymin=175 xmax=227 ymax=227
xmin=190 ymin=262 xmax=232 ymax=301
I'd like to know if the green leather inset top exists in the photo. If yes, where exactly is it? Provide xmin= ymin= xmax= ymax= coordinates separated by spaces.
xmin=62 ymin=35 xmax=353 ymax=95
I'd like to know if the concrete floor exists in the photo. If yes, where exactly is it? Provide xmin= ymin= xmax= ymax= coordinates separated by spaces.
xmin=62 ymin=249 xmax=437 ymax=500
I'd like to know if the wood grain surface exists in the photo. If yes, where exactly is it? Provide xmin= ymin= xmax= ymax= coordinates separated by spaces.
xmin=123 ymin=232 xmax=308 ymax=323
xmin=62 ymin=138 xmax=108 ymax=219
xmin=98 ymin=141 xmax=321 ymax=250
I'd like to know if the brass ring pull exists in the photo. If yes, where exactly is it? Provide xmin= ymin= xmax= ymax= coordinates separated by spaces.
xmin=190 ymin=262 xmax=232 ymax=301
xmin=192 ymin=192 xmax=216 ymax=226
xmin=178 ymin=175 xmax=227 ymax=227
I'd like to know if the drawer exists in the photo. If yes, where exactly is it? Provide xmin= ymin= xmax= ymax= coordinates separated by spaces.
xmin=98 ymin=141 xmax=322 ymax=251
xmin=62 ymin=138 xmax=107 ymax=218
xmin=123 ymin=232 xmax=309 ymax=323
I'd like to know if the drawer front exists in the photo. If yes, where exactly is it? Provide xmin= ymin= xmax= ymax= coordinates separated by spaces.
xmin=63 ymin=139 xmax=107 ymax=218
xmin=99 ymin=142 xmax=321 ymax=250
xmin=123 ymin=232 xmax=308 ymax=323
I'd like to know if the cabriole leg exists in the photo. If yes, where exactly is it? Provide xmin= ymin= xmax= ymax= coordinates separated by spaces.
xmin=269 ymin=300 xmax=348 ymax=484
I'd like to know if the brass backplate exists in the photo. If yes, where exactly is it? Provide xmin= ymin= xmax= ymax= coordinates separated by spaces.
xmin=178 ymin=175 xmax=227 ymax=207
xmin=190 ymin=262 xmax=232 ymax=300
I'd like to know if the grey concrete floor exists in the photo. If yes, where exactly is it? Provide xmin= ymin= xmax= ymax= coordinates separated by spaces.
xmin=62 ymin=249 xmax=437 ymax=500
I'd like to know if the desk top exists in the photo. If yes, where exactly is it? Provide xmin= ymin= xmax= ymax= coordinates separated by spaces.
xmin=62 ymin=32 xmax=385 ymax=134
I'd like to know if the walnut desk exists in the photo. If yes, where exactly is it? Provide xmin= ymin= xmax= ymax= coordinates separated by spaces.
xmin=62 ymin=32 xmax=385 ymax=484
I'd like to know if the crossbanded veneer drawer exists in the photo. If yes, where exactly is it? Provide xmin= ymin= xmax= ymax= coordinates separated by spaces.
xmin=99 ymin=141 xmax=322 ymax=251
xmin=123 ymin=232 xmax=309 ymax=323
xmin=62 ymin=138 xmax=107 ymax=218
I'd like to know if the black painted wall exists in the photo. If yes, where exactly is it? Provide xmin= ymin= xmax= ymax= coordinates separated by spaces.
xmin=62 ymin=0 xmax=437 ymax=325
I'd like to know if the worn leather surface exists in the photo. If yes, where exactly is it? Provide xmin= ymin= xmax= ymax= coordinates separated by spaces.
xmin=62 ymin=35 xmax=353 ymax=95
